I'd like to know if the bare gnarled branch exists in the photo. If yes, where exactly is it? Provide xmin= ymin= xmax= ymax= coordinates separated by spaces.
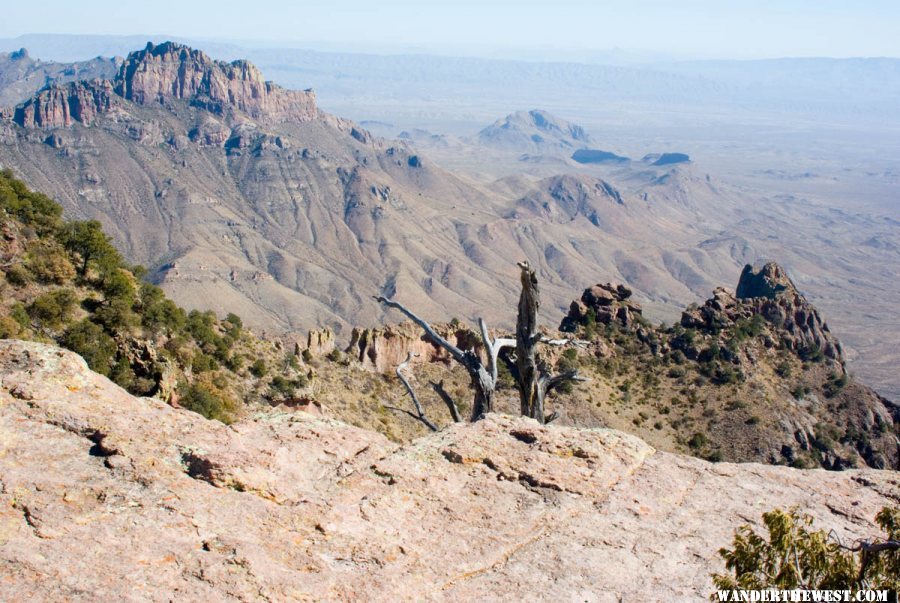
xmin=393 ymin=352 xmax=438 ymax=432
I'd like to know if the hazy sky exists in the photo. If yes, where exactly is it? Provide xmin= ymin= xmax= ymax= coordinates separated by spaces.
xmin=1 ymin=0 xmax=899 ymax=59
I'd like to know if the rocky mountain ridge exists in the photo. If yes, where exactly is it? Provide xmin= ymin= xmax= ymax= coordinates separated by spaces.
xmin=3 ymin=42 xmax=317 ymax=129
xmin=1 ymin=339 xmax=896 ymax=601
xmin=557 ymin=262 xmax=898 ymax=470
xmin=684 ymin=263 xmax=844 ymax=365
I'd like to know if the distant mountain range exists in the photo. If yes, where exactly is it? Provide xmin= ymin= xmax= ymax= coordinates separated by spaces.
xmin=1 ymin=40 xmax=898 ymax=401
xmin=1 ymin=34 xmax=898 ymax=130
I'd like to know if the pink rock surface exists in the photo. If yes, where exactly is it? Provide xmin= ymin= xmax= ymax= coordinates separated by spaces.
xmin=0 ymin=340 xmax=895 ymax=601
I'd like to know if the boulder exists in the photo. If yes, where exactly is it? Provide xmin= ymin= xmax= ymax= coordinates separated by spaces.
xmin=560 ymin=282 xmax=642 ymax=331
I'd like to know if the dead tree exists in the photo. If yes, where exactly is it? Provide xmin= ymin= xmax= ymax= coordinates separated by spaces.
xmin=513 ymin=261 xmax=587 ymax=424
xmin=375 ymin=261 xmax=585 ymax=426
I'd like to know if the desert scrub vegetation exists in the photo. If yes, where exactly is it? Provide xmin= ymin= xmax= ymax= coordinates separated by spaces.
xmin=0 ymin=169 xmax=299 ymax=422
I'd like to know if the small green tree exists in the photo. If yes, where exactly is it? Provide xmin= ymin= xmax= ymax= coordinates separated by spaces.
xmin=712 ymin=506 xmax=899 ymax=595
xmin=62 ymin=220 xmax=121 ymax=277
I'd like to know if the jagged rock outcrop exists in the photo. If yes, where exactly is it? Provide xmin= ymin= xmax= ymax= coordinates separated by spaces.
xmin=4 ymin=42 xmax=317 ymax=130
xmin=683 ymin=262 xmax=844 ymax=365
xmin=11 ymin=80 xmax=117 ymax=128
xmin=115 ymin=42 xmax=316 ymax=123
xmin=347 ymin=322 xmax=482 ymax=373
xmin=560 ymin=282 xmax=643 ymax=332
xmin=1 ymin=340 xmax=896 ymax=600
xmin=299 ymin=327 xmax=336 ymax=359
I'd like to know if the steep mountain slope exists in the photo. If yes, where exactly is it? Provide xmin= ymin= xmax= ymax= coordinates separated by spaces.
xmin=0 ymin=169 xmax=309 ymax=423
xmin=555 ymin=263 xmax=898 ymax=469
xmin=1 ymin=339 xmax=896 ymax=601
xmin=0 ymin=43 xmax=741 ymax=336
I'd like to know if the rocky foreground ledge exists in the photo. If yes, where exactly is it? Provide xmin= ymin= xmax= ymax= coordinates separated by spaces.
xmin=0 ymin=340 xmax=896 ymax=601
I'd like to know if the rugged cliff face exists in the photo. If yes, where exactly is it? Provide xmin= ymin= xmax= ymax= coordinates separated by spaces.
xmin=0 ymin=340 xmax=896 ymax=601
xmin=115 ymin=42 xmax=317 ymax=123
xmin=346 ymin=321 xmax=482 ymax=372
xmin=560 ymin=281 xmax=643 ymax=331
xmin=11 ymin=80 xmax=117 ymax=128
xmin=681 ymin=262 xmax=844 ymax=365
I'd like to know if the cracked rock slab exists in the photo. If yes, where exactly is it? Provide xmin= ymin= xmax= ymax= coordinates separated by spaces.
xmin=0 ymin=340 xmax=897 ymax=601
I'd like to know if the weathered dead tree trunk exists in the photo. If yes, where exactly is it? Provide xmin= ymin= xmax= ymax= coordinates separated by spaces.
xmin=515 ymin=261 xmax=587 ymax=424
xmin=516 ymin=261 xmax=541 ymax=420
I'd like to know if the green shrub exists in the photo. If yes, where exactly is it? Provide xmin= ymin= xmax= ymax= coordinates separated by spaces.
xmin=92 ymin=298 xmax=136 ymax=331
xmin=688 ymin=432 xmax=708 ymax=450
xmin=0 ymin=169 xmax=63 ymax=234
xmin=24 ymin=240 xmax=75 ymax=284
xmin=100 ymin=268 xmax=136 ymax=304
xmin=0 ymin=315 xmax=22 ymax=338
xmin=712 ymin=506 xmax=899 ymax=593
xmin=798 ymin=344 xmax=825 ymax=363
xmin=667 ymin=366 xmax=686 ymax=379
xmin=179 ymin=382 xmax=238 ymax=423
xmin=192 ymin=352 xmax=219 ymax=373
xmin=775 ymin=360 xmax=792 ymax=378
xmin=790 ymin=383 xmax=811 ymax=399
xmin=62 ymin=220 xmax=122 ymax=277
xmin=139 ymin=283 xmax=186 ymax=334
xmin=27 ymin=288 xmax=77 ymax=328
xmin=249 ymin=358 xmax=268 ymax=377
xmin=4 ymin=263 xmax=31 ymax=286
xmin=699 ymin=343 xmax=721 ymax=363
xmin=61 ymin=319 xmax=117 ymax=376
xmin=270 ymin=375 xmax=301 ymax=398
xmin=224 ymin=312 xmax=242 ymax=337
xmin=9 ymin=303 xmax=29 ymax=329
xmin=712 ymin=364 xmax=743 ymax=385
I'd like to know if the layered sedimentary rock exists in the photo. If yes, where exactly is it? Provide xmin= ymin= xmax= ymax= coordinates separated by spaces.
xmin=0 ymin=340 xmax=896 ymax=601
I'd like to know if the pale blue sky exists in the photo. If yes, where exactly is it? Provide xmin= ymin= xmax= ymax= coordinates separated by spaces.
xmin=2 ymin=0 xmax=898 ymax=59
